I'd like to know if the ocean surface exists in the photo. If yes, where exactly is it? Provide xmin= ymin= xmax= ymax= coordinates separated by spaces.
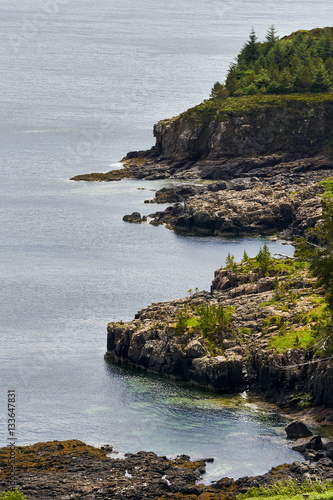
xmin=0 ymin=0 xmax=331 ymax=482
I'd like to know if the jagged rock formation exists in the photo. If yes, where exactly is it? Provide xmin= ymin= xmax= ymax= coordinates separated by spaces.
xmin=105 ymin=260 xmax=333 ymax=409
xmin=147 ymin=178 xmax=325 ymax=238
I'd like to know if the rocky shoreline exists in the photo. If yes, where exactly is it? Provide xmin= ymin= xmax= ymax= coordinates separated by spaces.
xmin=73 ymin=154 xmax=333 ymax=241
xmin=105 ymin=256 xmax=333 ymax=411
xmin=67 ymin=94 xmax=333 ymax=497
xmin=1 ymin=438 xmax=333 ymax=499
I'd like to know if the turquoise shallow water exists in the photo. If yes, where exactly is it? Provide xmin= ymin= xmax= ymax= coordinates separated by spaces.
xmin=0 ymin=0 xmax=331 ymax=482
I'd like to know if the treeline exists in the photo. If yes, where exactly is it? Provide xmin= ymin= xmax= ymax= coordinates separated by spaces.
xmin=211 ymin=26 xmax=333 ymax=98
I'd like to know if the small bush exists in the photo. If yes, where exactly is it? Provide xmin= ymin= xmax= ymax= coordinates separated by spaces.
xmin=256 ymin=243 xmax=271 ymax=275
xmin=225 ymin=252 xmax=237 ymax=272
xmin=176 ymin=306 xmax=189 ymax=334
xmin=0 ymin=490 xmax=27 ymax=500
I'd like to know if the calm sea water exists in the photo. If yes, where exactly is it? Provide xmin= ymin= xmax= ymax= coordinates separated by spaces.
xmin=0 ymin=0 xmax=331 ymax=482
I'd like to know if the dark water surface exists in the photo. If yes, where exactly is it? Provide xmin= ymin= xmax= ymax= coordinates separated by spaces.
xmin=0 ymin=0 xmax=331 ymax=482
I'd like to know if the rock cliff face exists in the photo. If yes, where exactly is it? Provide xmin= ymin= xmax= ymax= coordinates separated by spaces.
xmin=251 ymin=349 xmax=333 ymax=408
xmin=152 ymin=97 xmax=333 ymax=164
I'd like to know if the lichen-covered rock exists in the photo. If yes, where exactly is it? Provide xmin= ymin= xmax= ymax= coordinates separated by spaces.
xmin=1 ymin=439 xmax=333 ymax=499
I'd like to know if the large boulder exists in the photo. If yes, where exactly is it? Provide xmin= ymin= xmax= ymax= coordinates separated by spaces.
xmin=285 ymin=421 xmax=313 ymax=439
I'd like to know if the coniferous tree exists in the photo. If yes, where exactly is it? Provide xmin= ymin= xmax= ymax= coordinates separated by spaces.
xmin=214 ymin=26 xmax=333 ymax=97
xmin=210 ymin=82 xmax=230 ymax=99
xmin=311 ymin=67 xmax=331 ymax=92
xmin=225 ymin=64 xmax=240 ymax=95
xmin=265 ymin=25 xmax=279 ymax=52
xmin=243 ymin=28 xmax=259 ymax=65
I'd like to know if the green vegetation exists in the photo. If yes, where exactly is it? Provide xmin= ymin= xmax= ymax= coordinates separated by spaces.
xmin=290 ymin=392 xmax=312 ymax=409
xmin=213 ymin=26 xmax=333 ymax=97
xmin=182 ymin=92 xmax=333 ymax=124
xmin=220 ymin=244 xmax=332 ymax=354
xmin=175 ymin=305 xmax=190 ymax=334
xmin=175 ymin=302 xmax=235 ymax=351
xmin=0 ymin=491 xmax=26 ymax=500
xmin=269 ymin=326 xmax=314 ymax=352
xmin=256 ymin=243 xmax=271 ymax=275
xmin=195 ymin=302 xmax=235 ymax=340
xmin=294 ymin=198 xmax=333 ymax=354
xmin=236 ymin=478 xmax=333 ymax=499
xmin=176 ymin=232 xmax=333 ymax=356
xmin=225 ymin=252 xmax=237 ymax=271
xmin=320 ymin=176 xmax=333 ymax=199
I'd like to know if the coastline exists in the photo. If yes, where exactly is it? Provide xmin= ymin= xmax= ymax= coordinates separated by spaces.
xmin=1 ymin=438 xmax=333 ymax=499
xmin=68 ymin=61 xmax=333 ymax=500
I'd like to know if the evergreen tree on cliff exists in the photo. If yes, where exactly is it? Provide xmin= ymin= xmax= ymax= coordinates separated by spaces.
xmin=219 ymin=26 xmax=333 ymax=97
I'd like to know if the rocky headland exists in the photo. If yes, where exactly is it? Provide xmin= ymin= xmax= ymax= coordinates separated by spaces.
xmin=59 ymin=29 xmax=333 ymax=498
xmin=105 ymin=255 xmax=333 ymax=412
xmin=69 ymin=90 xmax=333 ymax=500
xmin=71 ymin=95 xmax=333 ymax=239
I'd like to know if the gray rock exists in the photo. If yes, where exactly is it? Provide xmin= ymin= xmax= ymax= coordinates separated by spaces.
xmin=183 ymin=340 xmax=206 ymax=359
xmin=292 ymin=437 xmax=312 ymax=452
xmin=324 ymin=441 xmax=333 ymax=451
xmin=123 ymin=212 xmax=146 ymax=223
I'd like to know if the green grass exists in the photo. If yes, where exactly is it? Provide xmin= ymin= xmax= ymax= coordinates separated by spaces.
xmin=236 ymin=479 xmax=333 ymax=499
xmin=293 ymin=303 xmax=327 ymax=325
xmin=181 ymin=93 xmax=333 ymax=123
xmin=237 ymin=492 xmax=333 ymax=500
xmin=269 ymin=327 xmax=314 ymax=351
xmin=238 ymin=256 xmax=308 ymax=277
xmin=320 ymin=176 xmax=333 ymax=199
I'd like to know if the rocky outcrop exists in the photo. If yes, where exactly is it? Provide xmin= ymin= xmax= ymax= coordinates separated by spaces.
xmin=71 ymin=94 xmax=333 ymax=183
xmin=251 ymin=349 xmax=333 ymax=408
xmin=70 ymin=95 xmax=333 ymax=239
xmin=152 ymin=96 xmax=333 ymax=164
xmin=144 ymin=162 xmax=330 ymax=238
xmin=2 ymin=440 xmax=333 ymax=499
xmin=106 ymin=324 xmax=244 ymax=392
xmin=122 ymin=212 xmax=147 ymax=223
xmin=105 ymin=259 xmax=333 ymax=408
xmin=0 ymin=440 xmax=207 ymax=499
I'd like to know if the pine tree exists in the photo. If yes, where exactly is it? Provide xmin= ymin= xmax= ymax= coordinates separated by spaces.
xmin=243 ymin=28 xmax=259 ymax=65
xmin=265 ymin=25 xmax=279 ymax=49
xmin=225 ymin=64 xmax=240 ymax=95
xmin=311 ymin=67 xmax=330 ymax=92
xmin=210 ymin=82 xmax=230 ymax=100
xmin=278 ymin=68 xmax=294 ymax=93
